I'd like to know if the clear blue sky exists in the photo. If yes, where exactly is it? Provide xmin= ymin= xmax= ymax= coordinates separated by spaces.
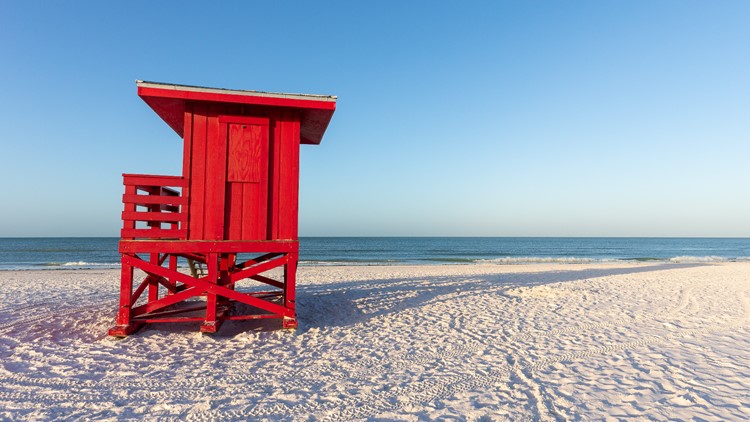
xmin=1 ymin=1 xmax=748 ymax=237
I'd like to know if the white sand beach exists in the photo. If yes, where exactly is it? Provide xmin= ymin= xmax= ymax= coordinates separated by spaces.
xmin=1 ymin=262 xmax=749 ymax=420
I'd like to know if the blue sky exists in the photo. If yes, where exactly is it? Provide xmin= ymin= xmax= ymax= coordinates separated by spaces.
xmin=0 ymin=1 xmax=748 ymax=237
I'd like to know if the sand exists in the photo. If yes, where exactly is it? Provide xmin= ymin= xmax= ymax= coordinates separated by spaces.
xmin=0 ymin=262 xmax=749 ymax=420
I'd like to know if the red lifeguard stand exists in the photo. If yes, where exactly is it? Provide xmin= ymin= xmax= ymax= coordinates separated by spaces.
xmin=108 ymin=81 xmax=336 ymax=336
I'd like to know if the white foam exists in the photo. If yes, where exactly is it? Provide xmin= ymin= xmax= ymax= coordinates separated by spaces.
xmin=477 ymin=256 xmax=611 ymax=264
xmin=668 ymin=256 xmax=729 ymax=263
xmin=60 ymin=261 xmax=120 ymax=267
xmin=299 ymin=260 xmax=400 ymax=266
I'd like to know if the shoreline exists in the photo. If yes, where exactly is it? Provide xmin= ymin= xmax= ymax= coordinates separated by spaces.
xmin=2 ymin=255 xmax=748 ymax=272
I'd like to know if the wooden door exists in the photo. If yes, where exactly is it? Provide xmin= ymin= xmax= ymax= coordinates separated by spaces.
xmin=221 ymin=116 xmax=271 ymax=240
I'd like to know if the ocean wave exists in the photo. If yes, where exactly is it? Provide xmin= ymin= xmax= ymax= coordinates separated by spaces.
xmin=667 ymin=256 xmax=748 ymax=263
xmin=299 ymin=260 xmax=401 ymax=266
xmin=424 ymin=258 xmax=478 ymax=263
xmin=476 ymin=256 xmax=750 ymax=265
xmin=476 ymin=257 xmax=609 ymax=264
xmin=24 ymin=249 xmax=101 ymax=253
xmin=48 ymin=262 xmax=121 ymax=268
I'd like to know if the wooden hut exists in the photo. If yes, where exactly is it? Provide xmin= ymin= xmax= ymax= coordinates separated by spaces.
xmin=109 ymin=81 xmax=336 ymax=336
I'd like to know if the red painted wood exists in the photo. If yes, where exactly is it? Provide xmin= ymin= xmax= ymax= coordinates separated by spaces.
xmin=268 ymin=115 xmax=280 ymax=239
xmin=222 ymin=116 xmax=271 ymax=241
xmin=287 ymin=113 xmax=301 ymax=239
xmin=181 ymin=107 xmax=193 ymax=240
xmin=204 ymin=253 xmax=219 ymax=330
xmin=227 ymin=122 xmax=267 ymax=183
xmin=228 ymin=255 xmax=289 ymax=284
xmin=138 ymin=317 xmax=206 ymax=323
xmin=137 ymin=82 xmax=335 ymax=144
xmin=250 ymin=274 xmax=284 ymax=289
xmin=189 ymin=103 xmax=208 ymax=240
xmin=234 ymin=252 xmax=283 ymax=268
xmin=118 ymin=240 xmax=298 ymax=254
xmin=123 ymin=174 xmax=186 ymax=187
xmin=138 ymin=85 xmax=336 ymax=111
xmin=121 ymin=211 xmax=186 ymax=223
xmin=112 ymin=81 xmax=335 ymax=336
xmin=122 ymin=194 xmax=186 ymax=206
xmin=115 ymin=257 xmax=134 ymax=325
xmin=148 ymin=254 xmax=160 ymax=303
xmin=124 ymin=254 xmax=293 ymax=317
xmin=122 ymin=185 xmax=137 ymax=233
xmin=219 ymin=115 xmax=270 ymax=126
xmin=132 ymin=285 xmax=202 ymax=317
xmin=131 ymin=276 xmax=150 ymax=304
xmin=240 ymin=183 xmax=258 ymax=239
xmin=283 ymin=252 xmax=298 ymax=329
xmin=225 ymin=183 xmax=244 ymax=240
xmin=204 ymin=107 xmax=226 ymax=240
xmin=120 ymin=228 xmax=187 ymax=239
xmin=136 ymin=304 xmax=207 ymax=318
xmin=276 ymin=112 xmax=301 ymax=240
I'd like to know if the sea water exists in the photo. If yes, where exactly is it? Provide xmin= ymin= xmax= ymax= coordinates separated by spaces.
xmin=1 ymin=237 xmax=750 ymax=270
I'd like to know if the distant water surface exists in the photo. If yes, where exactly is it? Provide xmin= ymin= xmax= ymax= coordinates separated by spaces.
xmin=1 ymin=237 xmax=749 ymax=270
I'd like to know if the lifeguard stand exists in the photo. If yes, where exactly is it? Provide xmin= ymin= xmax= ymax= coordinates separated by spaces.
xmin=108 ymin=81 xmax=336 ymax=336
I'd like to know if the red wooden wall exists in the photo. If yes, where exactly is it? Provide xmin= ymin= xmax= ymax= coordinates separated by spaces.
xmin=181 ymin=103 xmax=301 ymax=242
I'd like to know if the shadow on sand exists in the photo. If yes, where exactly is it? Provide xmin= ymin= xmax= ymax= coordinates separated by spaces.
xmin=296 ymin=263 xmax=709 ymax=331
xmin=133 ymin=263 xmax=708 ymax=336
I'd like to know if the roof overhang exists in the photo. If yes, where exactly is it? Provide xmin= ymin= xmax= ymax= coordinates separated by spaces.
xmin=136 ymin=80 xmax=337 ymax=145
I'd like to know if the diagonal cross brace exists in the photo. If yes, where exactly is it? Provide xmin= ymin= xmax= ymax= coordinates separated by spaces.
xmin=132 ymin=285 xmax=203 ymax=317
xmin=250 ymin=274 xmax=284 ymax=289
xmin=229 ymin=255 xmax=289 ymax=285
xmin=122 ymin=254 xmax=293 ymax=318
xmin=235 ymin=253 xmax=282 ymax=269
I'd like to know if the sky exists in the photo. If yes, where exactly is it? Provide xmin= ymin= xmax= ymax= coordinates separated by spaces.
xmin=0 ymin=1 xmax=749 ymax=237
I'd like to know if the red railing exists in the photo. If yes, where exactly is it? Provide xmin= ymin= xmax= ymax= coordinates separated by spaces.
xmin=120 ymin=174 xmax=188 ymax=240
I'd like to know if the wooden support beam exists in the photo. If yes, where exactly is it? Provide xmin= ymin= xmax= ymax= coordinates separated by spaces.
xmin=249 ymin=274 xmax=284 ymax=289
xmin=120 ymin=228 xmax=187 ymax=239
xmin=132 ymin=286 xmax=203 ymax=317
xmin=229 ymin=255 xmax=289 ymax=284
xmin=123 ymin=254 xmax=293 ymax=318
xmin=119 ymin=240 xmax=298 ymax=254
xmin=131 ymin=276 xmax=151 ymax=304
xmin=123 ymin=174 xmax=187 ymax=187
xmin=234 ymin=253 xmax=283 ymax=269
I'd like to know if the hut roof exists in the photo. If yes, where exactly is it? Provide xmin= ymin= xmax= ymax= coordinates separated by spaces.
xmin=136 ymin=80 xmax=336 ymax=145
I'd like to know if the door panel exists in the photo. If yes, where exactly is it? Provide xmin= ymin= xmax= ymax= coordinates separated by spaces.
xmin=228 ymin=123 xmax=267 ymax=183
xmin=222 ymin=116 xmax=271 ymax=241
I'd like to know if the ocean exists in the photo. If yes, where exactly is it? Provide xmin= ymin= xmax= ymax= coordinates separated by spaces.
xmin=1 ymin=237 xmax=750 ymax=270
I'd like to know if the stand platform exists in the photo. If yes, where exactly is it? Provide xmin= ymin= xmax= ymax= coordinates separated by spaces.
xmin=108 ymin=240 xmax=298 ymax=337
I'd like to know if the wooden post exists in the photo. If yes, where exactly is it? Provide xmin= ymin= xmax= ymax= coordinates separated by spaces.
xmin=201 ymin=253 xmax=220 ymax=333
xmin=283 ymin=252 xmax=298 ymax=329
xmin=148 ymin=253 xmax=160 ymax=303
xmin=168 ymin=254 xmax=178 ymax=295
xmin=108 ymin=254 xmax=144 ymax=337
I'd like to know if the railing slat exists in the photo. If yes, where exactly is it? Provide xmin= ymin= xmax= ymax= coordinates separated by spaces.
xmin=122 ymin=194 xmax=187 ymax=206
xmin=121 ymin=211 xmax=187 ymax=223
xmin=123 ymin=174 xmax=187 ymax=187
xmin=121 ymin=228 xmax=187 ymax=239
